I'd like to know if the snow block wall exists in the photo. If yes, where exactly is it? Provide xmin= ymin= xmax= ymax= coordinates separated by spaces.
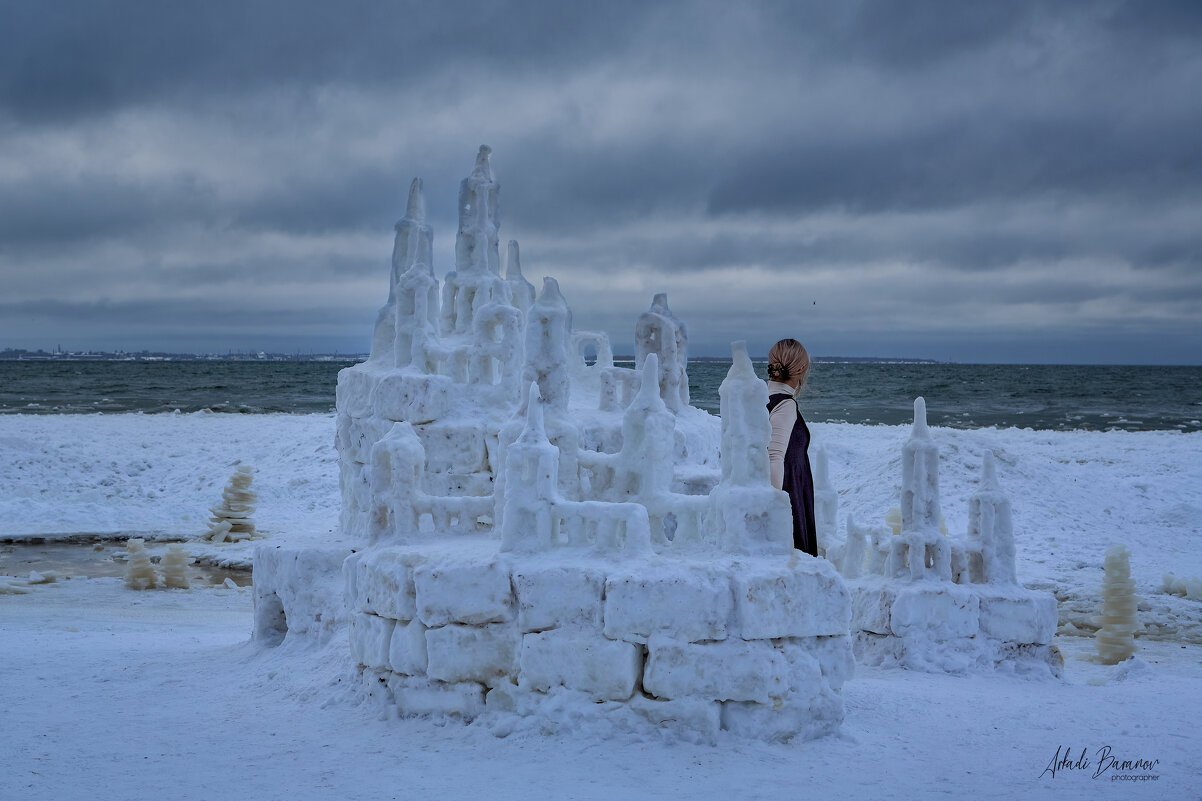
xmin=253 ymin=146 xmax=853 ymax=742
xmin=840 ymin=399 xmax=1061 ymax=675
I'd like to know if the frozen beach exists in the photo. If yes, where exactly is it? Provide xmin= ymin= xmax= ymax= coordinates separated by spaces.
xmin=2 ymin=412 xmax=1200 ymax=799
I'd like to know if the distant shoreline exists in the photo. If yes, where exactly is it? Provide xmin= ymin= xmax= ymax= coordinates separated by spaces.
xmin=3 ymin=348 xmax=940 ymax=364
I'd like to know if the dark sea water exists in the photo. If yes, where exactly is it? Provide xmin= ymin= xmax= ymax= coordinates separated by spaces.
xmin=1 ymin=360 xmax=1199 ymax=432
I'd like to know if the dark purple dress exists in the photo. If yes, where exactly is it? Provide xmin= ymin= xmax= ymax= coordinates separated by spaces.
xmin=767 ymin=393 xmax=817 ymax=557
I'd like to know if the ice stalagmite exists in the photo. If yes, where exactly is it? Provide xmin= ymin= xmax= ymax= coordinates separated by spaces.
xmin=160 ymin=543 xmax=191 ymax=589
xmin=1096 ymin=545 xmax=1139 ymax=664
xmin=124 ymin=538 xmax=157 ymax=590
xmin=204 ymin=465 xmax=259 ymax=542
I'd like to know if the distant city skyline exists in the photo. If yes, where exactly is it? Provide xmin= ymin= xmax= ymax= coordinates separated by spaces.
xmin=1 ymin=2 xmax=1200 ymax=365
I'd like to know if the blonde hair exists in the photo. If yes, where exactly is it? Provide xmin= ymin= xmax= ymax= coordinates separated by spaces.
xmin=767 ymin=338 xmax=810 ymax=386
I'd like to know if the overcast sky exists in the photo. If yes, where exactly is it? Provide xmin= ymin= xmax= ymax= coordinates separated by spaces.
xmin=1 ymin=1 xmax=1200 ymax=363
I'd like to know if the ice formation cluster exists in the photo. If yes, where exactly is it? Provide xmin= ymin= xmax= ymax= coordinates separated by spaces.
xmin=254 ymin=147 xmax=853 ymax=742
xmin=831 ymin=399 xmax=1061 ymax=674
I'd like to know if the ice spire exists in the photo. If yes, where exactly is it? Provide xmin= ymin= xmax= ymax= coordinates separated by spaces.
xmin=635 ymin=291 xmax=689 ymax=413
xmin=518 ymin=381 xmax=548 ymax=445
xmin=981 ymin=449 xmax=999 ymax=490
xmin=405 ymin=176 xmax=426 ymax=220
xmin=967 ymin=450 xmax=1016 ymax=584
xmin=505 ymin=239 xmax=535 ymax=313
xmin=901 ymin=396 xmax=941 ymax=533
xmin=522 ymin=277 xmax=572 ymax=410
xmin=455 ymin=144 xmax=500 ymax=275
xmin=369 ymin=177 xmax=435 ymax=364
xmin=813 ymin=445 xmax=838 ymax=552
xmin=717 ymin=340 xmax=771 ymax=487
xmin=500 ymin=382 xmax=561 ymax=553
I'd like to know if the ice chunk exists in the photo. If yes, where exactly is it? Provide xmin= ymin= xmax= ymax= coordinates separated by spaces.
xmin=349 ymin=612 xmax=396 ymax=669
xmin=426 ymin=623 xmax=520 ymax=684
xmin=731 ymin=561 xmax=850 ymax=639
xmin=513 ymin=566 xmax=604 ymax=632
xmin=603 ymin=571 xmax=732 ymax=644
xmin=643 ymin=637 xmax=788 ymax=703
xmin=414 ymin=559 xmax=513 ymax=626
xmin=519 ymin=630 xmax=642 ymax=700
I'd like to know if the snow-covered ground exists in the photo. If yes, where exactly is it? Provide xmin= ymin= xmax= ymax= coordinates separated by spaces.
xmin=2 ymin=412 xmax=1201 ymax=799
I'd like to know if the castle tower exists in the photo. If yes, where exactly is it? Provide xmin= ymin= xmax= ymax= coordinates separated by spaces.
xmin=615 ymin=354 xmax=674 ymax=499
xmin=504 ymin=240 xmax=535 ymax=313
xmin=967 ymin=451 xmax=1017 ymax=585
xmin=441 ymin=146 xmax=507 ymax=336
xmin=500 ymin=383 xmax=560 ymax=553
xmin=635 ymin=292 xmax=689 ymax=413
xmin=369 ymin=178 xmax=435 ymax=364
xmin=889 ymin=397 xmax=952 ymax=580
xmin=706 ymin=341 xmax=793 ymax=554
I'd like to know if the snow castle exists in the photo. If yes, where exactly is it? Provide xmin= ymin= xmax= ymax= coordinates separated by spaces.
xmin=254 ymin=147 xmax=853 ymax=742
xmin=831 ymin=399 xmax=1061 ymax=674
xmin=252 ymin=147 xmax=1059 ymax=742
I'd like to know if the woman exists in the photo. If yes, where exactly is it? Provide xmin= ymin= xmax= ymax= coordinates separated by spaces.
xmin=766 ymin=338 xmax=817 ymax=556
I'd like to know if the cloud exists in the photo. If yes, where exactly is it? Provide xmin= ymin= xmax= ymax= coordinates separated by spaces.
xmin=0 ymin=1 xmax=1200 ymax=362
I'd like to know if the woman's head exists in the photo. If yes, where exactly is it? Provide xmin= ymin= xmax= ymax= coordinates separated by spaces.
xmin=767 ymin=338 xmax=810 ymax=387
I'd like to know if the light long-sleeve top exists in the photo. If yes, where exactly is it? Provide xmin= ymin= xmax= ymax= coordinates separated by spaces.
xmin=766 ymin=379 xmax=799 ymax=490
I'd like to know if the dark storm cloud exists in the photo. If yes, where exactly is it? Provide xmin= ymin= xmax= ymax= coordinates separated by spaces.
xmin=0 ymin=0 xmax=651 ymax=122
xmin=0 ymin=172 xmax=218 ymax=248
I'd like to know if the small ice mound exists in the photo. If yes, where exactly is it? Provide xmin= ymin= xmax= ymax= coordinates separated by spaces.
xmin=28 ymin=570 xmax=57 ymax=585
xmin=124 ymin=538 xmax=157 ymax=590
xmin=1162 ymin=572 xmax=1202 ymax=601
xmin=1086 ymin=655 xmax=1152 ymax=684
xmin=203 ymin=464 xmax=261 ymax=542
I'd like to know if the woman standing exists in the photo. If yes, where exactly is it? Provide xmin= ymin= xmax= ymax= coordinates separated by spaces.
xmin=766 ymin=338 xmax=817 ymax=556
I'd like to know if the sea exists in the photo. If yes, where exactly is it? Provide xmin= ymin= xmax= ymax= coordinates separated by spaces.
xmin=1 ymin=360 xmax=1199 ymax=433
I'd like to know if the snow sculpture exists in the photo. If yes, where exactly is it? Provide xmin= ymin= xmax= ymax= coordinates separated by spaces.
xmin=203 ymin=465 xmax=259 ymax=542
xmin=844 ymin=400 xmax=1060 ymax=674
xmin=962 ymin=451 xmax=1016 ymax=585
xmin=887 ymin=399 xmax=952 ymax=582
xmin=255 ymin=147 xmax=853 ymax=743
xmin=124 ymin=538 xmax=157 ymax=590
xmin=635 ymin=293 xmax=689 ymax=413
xmin=160 ymin=544 xmax=191 ymax=589
xmin=1095 ymin=545 xmax=1139 ymax=664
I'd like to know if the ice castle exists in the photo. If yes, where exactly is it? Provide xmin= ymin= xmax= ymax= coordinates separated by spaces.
xmin=252 ymin=147 xmax=1058 ymax=743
